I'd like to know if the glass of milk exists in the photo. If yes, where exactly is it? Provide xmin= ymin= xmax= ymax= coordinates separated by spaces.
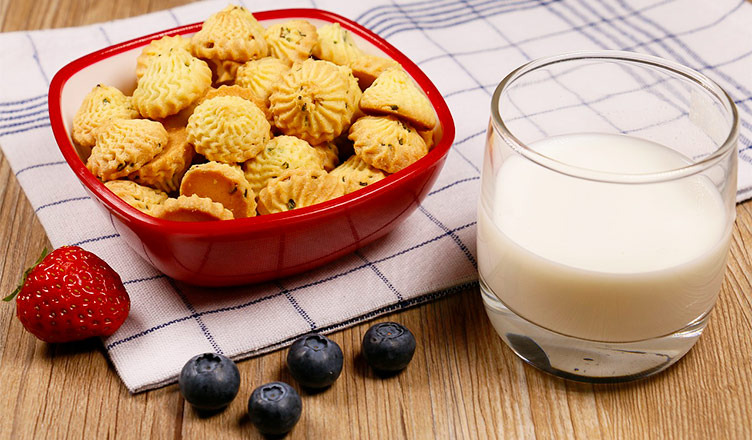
xmin=478 ymin=51 xmax=738 ymax=382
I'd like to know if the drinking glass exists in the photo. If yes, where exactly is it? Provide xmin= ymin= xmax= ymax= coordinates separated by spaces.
xmin=477 ymin=51 xmax=738 ymax=382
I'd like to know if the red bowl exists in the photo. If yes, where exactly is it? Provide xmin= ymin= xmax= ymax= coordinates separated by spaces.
xmin=49 ymin=8 xmax=455 ymax=287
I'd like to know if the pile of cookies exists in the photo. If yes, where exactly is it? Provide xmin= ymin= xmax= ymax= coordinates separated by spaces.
xmin=73 ymin=5 xmax=438 ymax=221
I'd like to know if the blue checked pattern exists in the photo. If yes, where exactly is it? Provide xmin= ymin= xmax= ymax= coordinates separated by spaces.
xmin=0 ymin=0 xmax=750 ymax=392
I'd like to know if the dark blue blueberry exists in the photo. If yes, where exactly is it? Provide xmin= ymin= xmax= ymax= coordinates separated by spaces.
xmin=178 ymin=352 xmax=240 ymax=411
xmin=286 ymin=333 xmax=343 ymax=389
xmin=362 ymin=322 xmax=416 ymax=372
xmin=248 ymin=381 xmax=302 ymax=436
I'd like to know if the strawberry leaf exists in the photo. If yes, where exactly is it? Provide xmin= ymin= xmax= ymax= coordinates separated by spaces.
xmin=3 ymin=247 xmax=49 ymax=302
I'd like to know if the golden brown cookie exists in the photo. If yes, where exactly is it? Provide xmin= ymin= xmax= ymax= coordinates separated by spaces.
xmin=129 ymin=127 xmax=195 ymax=193
xmin=180 ymin=161 xmax=256 ymax=218
xmin=136 ymin=35 xmax=192 ymax=79
xmin=87 ymin=119 xmax=168 ymax=181
xmin=205 ymin=58 xmax=243 ymax=85
xmin=187 ymin=95 xmax=271 ymax=163
xmin=104 ymin=180 xmax=168 ymax=216
xmin=234 ymin=57 xmax=290 ymax=107
xmin=257 ymin=169 xmax=345 ymax=215
xmin=241 ymin=135 xmax=324 ymax=194
xmin=419 ymin=128 xmax=435 ymax=150
xmin=72 ymin=85 xmax=140 ymax=147
xmin=269 ymin=59 xmax=357 ymax=144
xmin=264 ymin=20 xmax=318 ymax=64
xmin=190 ymin=5 xmax=267 ymax=62
xmin=197 ymin=85 xmax=269 ymax=121
xmin=312 ymin=22 xmax=364 ymax=66
xmin=359 ymin=67 xmax=436 ymax=130
xmin=348 ymin=54 xmax=400 ymax=89
xmin=348 ymin=115 xmax=428 ymax=173
xmin=132 ymin=47 xmax=212 ymax=119
xmin=155 ymin=194 xmax=234 ymax=221
xmin=312 ymin=141 xmax=340 ymax=172
xmin=330 ymin=154 xmax=388 ymax=194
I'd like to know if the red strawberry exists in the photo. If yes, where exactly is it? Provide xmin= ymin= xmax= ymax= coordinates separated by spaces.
xmin=3 ymin=246 xmax=130 ymax=343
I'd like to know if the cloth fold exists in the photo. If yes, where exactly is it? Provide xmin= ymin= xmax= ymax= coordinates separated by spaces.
xmin=0 ymin=0 xmax=750 ymax=392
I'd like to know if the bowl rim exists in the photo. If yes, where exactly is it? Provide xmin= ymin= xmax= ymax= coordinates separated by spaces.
xmin=49 ymin=8 xmax=455 ymax=238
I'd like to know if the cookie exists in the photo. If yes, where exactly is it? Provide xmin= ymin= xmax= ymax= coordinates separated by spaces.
xmin=264 ymin=20 xmax=318 ymax=64
xmin=359 ymin=67 xmax=436 ymax=130
xmin=136 ymin=35 xmax=192 ymax=79
xmin=330 ymin=154 xmax=388 ymax=194
xmin=187 ymin=95 xmax=271 ymax=163
xmin=155 ymin=194 xmax=234 ymax=221
xmin=312 ymin=22 xmax=364 ymax=66
xmin=257 ymin=169 xmax=345 ymax=215
xmin=87 ymin=119 xmax=168 ymax=181
xmin=180 ymin=161 xmax=256 ymax=218
xmin=241 ymin=135 xmax=324 ymax=194
xmin=419 ymin=128 xmax=435 ymax=150
xmin=234 ymin=57 xmax=290 ymax=106
xmin=104 ymin=180 xmax=168 ymax=216
xmin=72 ymin=85 xmax=139 ymax=147
xmin=132 ymin=47 xmax=212 ymax=119
xmin=206 ymin=58 xmax=243 ymax=85
xmin=129 ymin=127 xmax=195 ymax=193
xmin=312 ymin=141 xmax=340 ymax=172
xmin=348 ymin=54 xmax=400 ymax=89
xmin=269 ymin=59 xmax=357 ymax=144
xmin=348 ymin=115 xmax=427 ymax=173
xmin=198 ymin=85 xmax=269 ymax=122
xmin=190 ymin=5 xmax=267 ymax=62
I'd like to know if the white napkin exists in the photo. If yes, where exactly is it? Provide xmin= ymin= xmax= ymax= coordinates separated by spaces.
xmin=0 ymin=0 xmax=750 ymax=392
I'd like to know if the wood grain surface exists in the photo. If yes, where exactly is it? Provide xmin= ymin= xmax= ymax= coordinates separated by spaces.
xmin=1 ymin=1 xmax=751 ymax=439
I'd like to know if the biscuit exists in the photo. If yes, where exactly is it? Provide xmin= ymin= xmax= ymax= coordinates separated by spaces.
xmin=269 ymin=59 xmax=357 ymax=144
xmin=180 ymin=161 xmax=256 ymax=218
xmin=191 ymin=5 xmax=267 ymax=62
xmin=264 ymin=20 xmax=318 ymax=65
xmin=241 ymin=135 xmax=324 ymax=194
xmin=136 ymin=35 xmax=192 ymax=79
xmin=234 ymin=57 xmax=290 ymax=105
xmin=187 ymin=95 xmax=271 ymax=163
xmin=257 ymin=169 xmax=345 ymax=215
xmin=129 ymin=127 xmax=195 ymax=193
xmin=348 ymin=54 xmax=400 ymax=89
xmin=72 ymin=85 xmax=140 ymax=147
xmin=87 ymin=119 xmax=168 ymax=181
xmin=330 ymin=154 xmax=387 ymax=194
xmin=419 ymin=128 xmax=435 ymax=150
xmin=132 ymin=47 xmax=212 ymax=119
xmin=312 ymin=22 xmax=364 ymax=66
xmin=312 ymin=141 xmax=340 ymax=172
xmin=155 ymin=194 xmax=234 ymax=221
xmin=104 ymin=180 xmax=168 ymax=216
xmin=198 ymin=85 xmax=269 ymax=122
xmin=206 ymin=59 xmax=243 ymax=85
xmin=348 ymin=115 xmax=427 ymax=173
xmin=359 ymin=67 xmax=436 ymax=130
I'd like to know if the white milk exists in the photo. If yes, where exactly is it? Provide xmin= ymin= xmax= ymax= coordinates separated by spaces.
xmin=477 ymin=133 xmax=731 ymax=342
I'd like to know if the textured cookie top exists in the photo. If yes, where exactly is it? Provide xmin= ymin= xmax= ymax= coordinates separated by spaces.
xmin=136 ymin=35 xmax=192 ymax=79
xmin=190 ymin=5 xmax=267 ymax=62
xmin=330 ymin=154 xmax=388 ymax=194
xmin=87 ymin=119 xmax=168 ymax=181
xmin=348 ymin=54 xmax=400 ymax=89
xmin=104 ymin=180 xmax=168 ymax=216
xmin=155 ymin=194 xmax=234 ymax=221
xmin=242 ymin=135 xmax=324 ymax=194
xmin=312 ymin=141 xmax=340 ymax=172
xmin=180 ymin=161 xmax=257 ymax=218
xmin=348 ymin=115 xmax=428 ymax=174
xmin=257 ymin=169 xmax=346 ymax=215
xmin=269 ymin=59 xmax=357 ymax=145
xmin=235 ymin=57 xmax=291 ymax=104
xmin=312 ymin=22 xmax=364 ymax=66
xmin=198 ymin=85 xmax=268 ymax=119
xmin=359 ymin=67 xmax=437 ymax=131
xmin=132 ymin=47 xmax=212 ymax=120
xmin=264 ymin=20 xmax=318 ymax=65
xmin=130 ymin=127 xmax=195 ymax=194
xmin=187 ymin=95 xmax=271 ymax=163
xmin=72 ymin=85 xmax=139 ymax=147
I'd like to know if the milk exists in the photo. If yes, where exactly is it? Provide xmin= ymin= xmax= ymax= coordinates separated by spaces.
xmin=477 ymin=133 xmax=731 ymax=342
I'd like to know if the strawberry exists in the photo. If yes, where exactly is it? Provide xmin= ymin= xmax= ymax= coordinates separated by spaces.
xmin=3 ymin=246 xmax=130 ymax=343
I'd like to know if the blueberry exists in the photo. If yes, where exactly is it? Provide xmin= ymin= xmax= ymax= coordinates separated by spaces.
xmin=362 ymin=322 xmax=416 ymax=372
xmin=248 ymin=381 xmax=302 ymax=435
xmin=286 ymin=333 xmax=343 ymax=389
xmin=178 ymin=353 xmax=240 ymax=411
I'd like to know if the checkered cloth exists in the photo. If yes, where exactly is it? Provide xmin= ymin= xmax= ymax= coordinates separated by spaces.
xmin=0 ymin=0 xmax=750 ymax=392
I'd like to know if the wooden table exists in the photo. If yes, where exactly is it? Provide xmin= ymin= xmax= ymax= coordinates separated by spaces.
xmin=1 ymin=1 xmax=751 ymax=438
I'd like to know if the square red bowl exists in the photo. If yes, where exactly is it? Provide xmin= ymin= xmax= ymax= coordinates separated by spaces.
xmin=48 ymin=8 xmax=455 ymax=287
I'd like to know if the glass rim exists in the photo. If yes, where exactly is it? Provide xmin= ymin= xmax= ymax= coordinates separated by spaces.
xmin=490 ymin=50 xmax=739 ymax=184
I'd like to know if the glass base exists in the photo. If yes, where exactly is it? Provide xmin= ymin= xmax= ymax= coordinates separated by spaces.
xmin=480 ymin=279 xmax=709 ymax=383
